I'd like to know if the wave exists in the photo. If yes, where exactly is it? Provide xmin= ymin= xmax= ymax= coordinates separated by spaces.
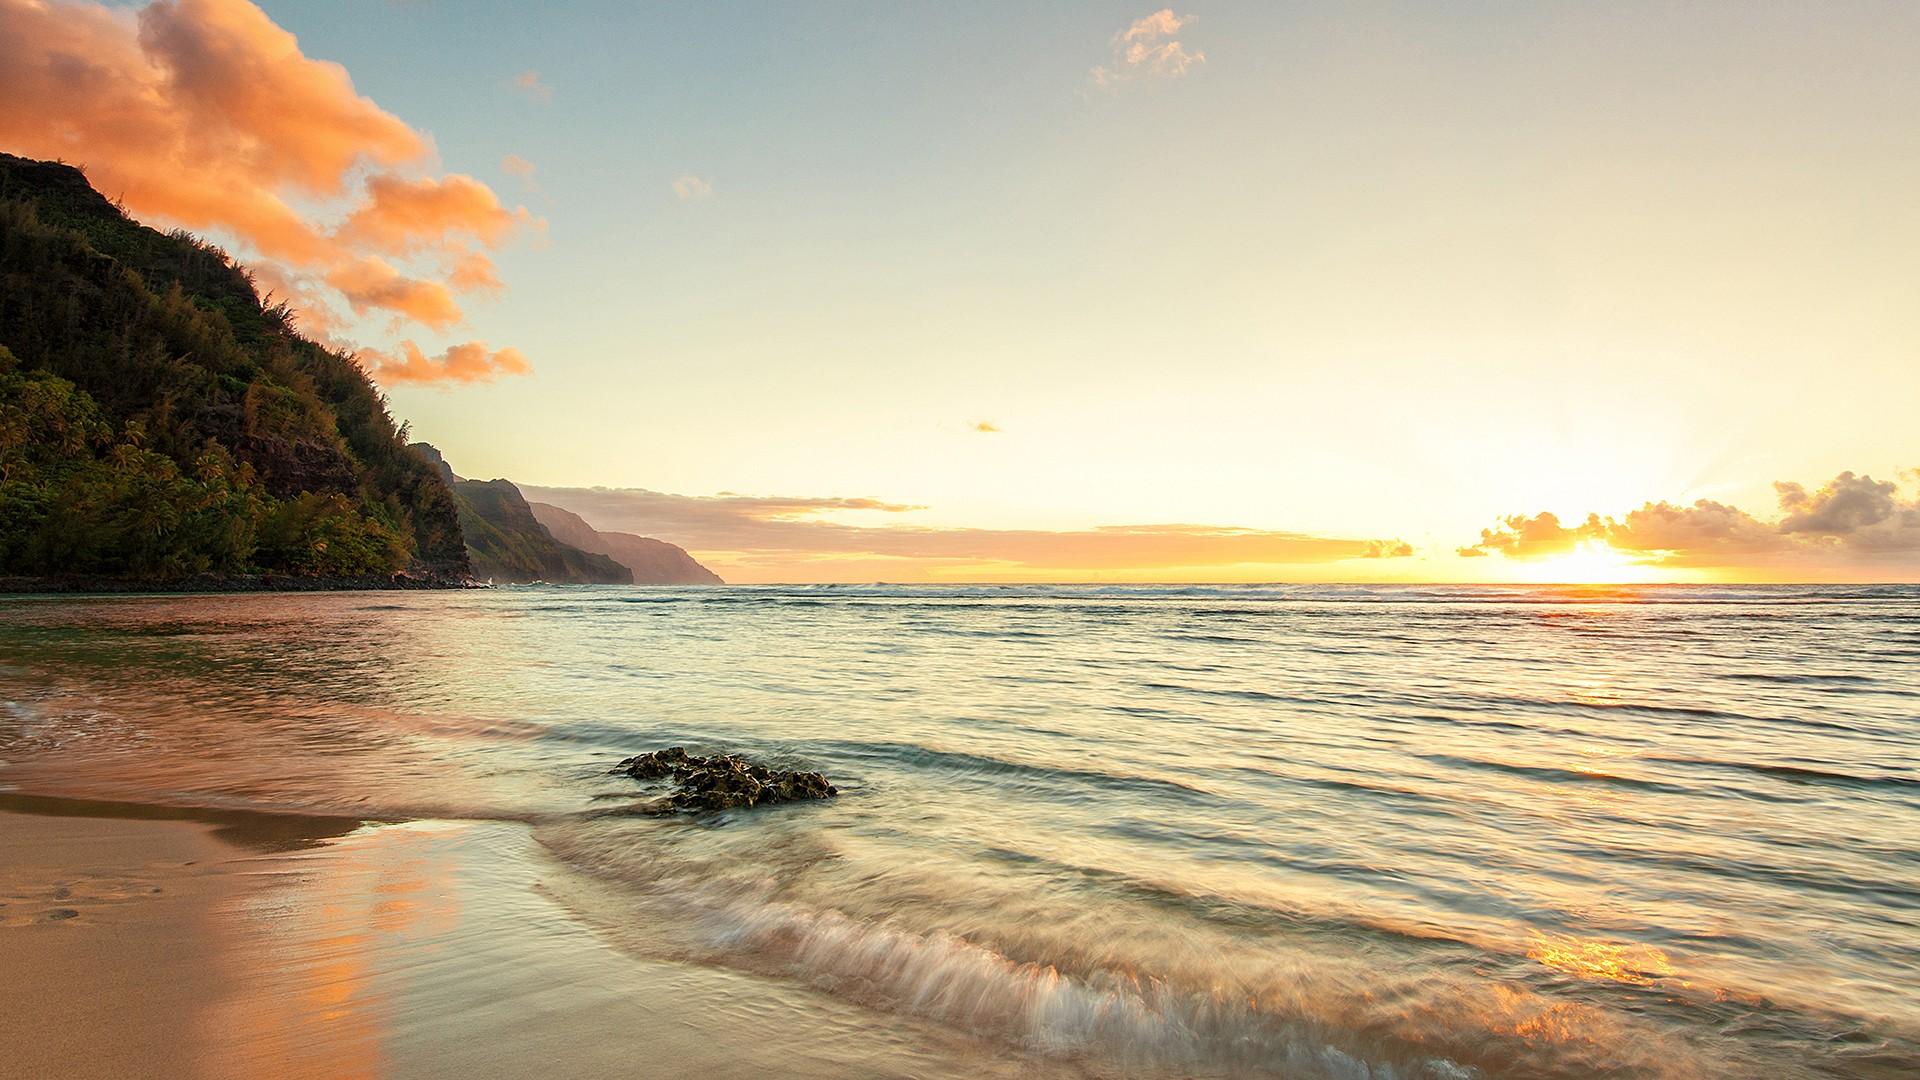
xmin=1416 ymin=753 xmax=1693 ymax=795
xmin=695 ymin=894 xmax=1477 ymax=1079
xmin=823 ymin=740 xmax=1232 ymax=807
xmin=1647 ymin=756 xmax=1919 ymax=791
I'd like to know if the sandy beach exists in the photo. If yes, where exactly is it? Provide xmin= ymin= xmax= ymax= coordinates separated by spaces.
xmin=0 ymin=795 xmax=1065 ymax=1080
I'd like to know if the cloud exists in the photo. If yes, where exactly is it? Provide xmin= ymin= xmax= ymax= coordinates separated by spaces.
xmin=339 ymin=173 xmax=531 ymax=256
xmin=509 ymin=69 xmax=551 ymax=103
xmin=359 ymin=340 xmax=531 ymax=385
xmin=1092 ymin=9 xmax=1206 ymax=89
xmin=672 ymin=175 xmax=713 ymax=200
xmin=0 ymin=0 xmax=537 ymax=384
xmin=500 ymin=152 xmax=538 ymax=192
xmin=1364 ymin=540 xmax=1415 ymax=558
xmin=1458 ymin=511 xmax=1595 ymax=559
xmin=1776 ymin=471 xmax=1906 ymax=537
xmin=1460 ymin=469 xmax=1920 ymax=573
xmin=520 ymin=484 xmax=1413 ymax=583
xmin=446 ymin=251 xmax=503 ymax=293
xmin=325 ymin=256 xmax=462 ymax=329
xmin=972 ymin=421 xmax=1002 ymax=433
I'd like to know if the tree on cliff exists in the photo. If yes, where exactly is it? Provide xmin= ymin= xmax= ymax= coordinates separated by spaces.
xmin=0 ymin=154 xmax=467 ymax=579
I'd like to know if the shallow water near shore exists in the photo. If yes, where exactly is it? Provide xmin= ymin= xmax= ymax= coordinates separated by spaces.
xmin=2 ymin=584 xmax=1917 ymax=1077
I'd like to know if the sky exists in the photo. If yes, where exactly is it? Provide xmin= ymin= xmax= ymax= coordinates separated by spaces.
xmin=4 ymin=0 xmax=1918 ymax=582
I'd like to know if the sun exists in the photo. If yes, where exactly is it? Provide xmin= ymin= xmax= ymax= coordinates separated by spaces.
xmin=1511 ymin=539 xmax=1663 ymax=585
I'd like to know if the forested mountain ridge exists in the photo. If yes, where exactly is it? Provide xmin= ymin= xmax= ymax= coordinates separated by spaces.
xmin=409 ymin=443 xmax=631 ymax=585
xmin=529 ymin=501 xmax=722 ymax=585
xmin=0 ymin=153 xmax=468 ymax=581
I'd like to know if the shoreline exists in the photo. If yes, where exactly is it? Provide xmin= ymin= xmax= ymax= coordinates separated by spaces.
xmin=0 ymin=791 xmax=1073 ymax=1080
xmin=0 ymin=573 xmax=478 ymax=594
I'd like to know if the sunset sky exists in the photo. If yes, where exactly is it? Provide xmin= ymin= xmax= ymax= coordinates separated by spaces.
xmin=4 ymin=0 xmax=1917 ymax=582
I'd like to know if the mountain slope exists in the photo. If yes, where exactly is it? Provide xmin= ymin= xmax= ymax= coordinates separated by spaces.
xmin=0 ymin=153 xmax=467 ymax=580
xmin=409 ymin=444 xmax=631 ymax=584
xmin=529 ymin=502 xmax=723 ymax=585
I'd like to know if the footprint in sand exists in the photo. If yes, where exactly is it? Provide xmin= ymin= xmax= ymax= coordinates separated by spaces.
xmin=1 ymin=867 xmax=175 ymax=927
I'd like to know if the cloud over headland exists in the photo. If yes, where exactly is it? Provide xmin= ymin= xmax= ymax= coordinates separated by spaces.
xmin=359 ymin=341 xmax=531 ymax=386
xmin=0 ymin=0 xmax=538 ymax=384
xmin=1461 ymin=469 xmax=1920 ymax=576
xmin=521 ymin=484 xmax=1414 ymax=583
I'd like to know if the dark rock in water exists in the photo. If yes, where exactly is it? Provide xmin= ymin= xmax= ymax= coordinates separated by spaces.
xmin=614 ymin=747 xmax=838 ymax=812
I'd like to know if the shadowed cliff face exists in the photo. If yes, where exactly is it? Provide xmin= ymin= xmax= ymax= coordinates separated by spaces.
xmin=529 ymin=502 xmax=723 ymax=585
xmin=407 ymin=444 xmax=631 ymax=585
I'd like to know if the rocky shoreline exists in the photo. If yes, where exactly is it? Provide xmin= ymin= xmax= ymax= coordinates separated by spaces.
xmin=0 ymin=573 xmax=479 ymax=594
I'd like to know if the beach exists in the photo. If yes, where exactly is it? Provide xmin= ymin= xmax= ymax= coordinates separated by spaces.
xmin=0 ymin=795 xmax=1060 ymax=1080
xmin=2 ymin=585 xmax=1917 ymax=1078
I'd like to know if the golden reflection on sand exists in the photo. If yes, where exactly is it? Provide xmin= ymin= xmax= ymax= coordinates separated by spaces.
xmin=204 ymin=821 xmax=463 ymax=1080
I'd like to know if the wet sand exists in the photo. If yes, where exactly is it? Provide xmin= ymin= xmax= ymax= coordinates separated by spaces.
xmin=0 ymin=801 xmax=243 ymax=1079
xmin=0 ymin=796 xmax=1071 ymax=1080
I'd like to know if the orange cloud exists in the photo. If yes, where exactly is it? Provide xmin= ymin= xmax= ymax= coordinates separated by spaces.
xmin=0 ymin=0 xmax=419 ymax=250
xmin=1092 ymin=9 xmax=1206 ymax=89
xmin=360 ymin=341 xmax=531 ymax=385
xmin=500 ymin=153 xmax=538 ymax=192
xmin=509 ymin=69 xmax=552 ymax=103
xmin=0 ymin=0 xmax=536 ymax=383
xmin=340 ymin=173 xmax=530 ymax=256
xmin=447 ymin=252 xmax=504 ymax=293
xmin=973 ymin=421 xmax=1002 ymax=433
xmin=326 ymin=257 xmax=462 ymax=329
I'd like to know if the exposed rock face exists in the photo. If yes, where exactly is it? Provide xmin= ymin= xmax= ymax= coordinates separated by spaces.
xmin=410 ymin=442 xmax=465 ymax=484
xmin=529 ymin=502 xmax=723 ymax=585
xmin=615 ymin=747 xmax=838 ymax=812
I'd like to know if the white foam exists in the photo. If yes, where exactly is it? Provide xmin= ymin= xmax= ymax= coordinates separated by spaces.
xmin=698 ymin=891 xmax=1474 ymax=1079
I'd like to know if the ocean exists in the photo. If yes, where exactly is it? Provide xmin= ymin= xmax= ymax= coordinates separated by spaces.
xmin=2 ymin=584 xmax=1916 ymax=1077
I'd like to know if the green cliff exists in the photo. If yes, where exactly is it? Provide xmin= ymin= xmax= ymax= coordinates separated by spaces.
xmin=0 ymin=153 xmax=467 ymax=581
xmin=528 ymin=501 xmax=723 ymax=585
xmin=410 ymin=444 xmax=631 ymax=584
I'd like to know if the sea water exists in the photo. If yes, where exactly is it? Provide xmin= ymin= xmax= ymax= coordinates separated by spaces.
xmin=2 ymin=584 xmax=1915 ymax=1077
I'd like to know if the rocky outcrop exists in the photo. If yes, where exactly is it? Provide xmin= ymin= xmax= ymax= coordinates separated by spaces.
xmin=615 ymin=747 xmax=838 ymax=812
xmin=529 ymin=502 xmax=723 ymax=585
xmin=410 ymin=442 xmax=465 ymax=485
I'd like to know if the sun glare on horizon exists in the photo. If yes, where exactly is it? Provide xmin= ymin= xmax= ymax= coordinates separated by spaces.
xmin=1504 ymin=539 xmax=1671 ymax=585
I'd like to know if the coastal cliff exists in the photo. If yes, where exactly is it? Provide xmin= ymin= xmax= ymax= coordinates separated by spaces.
xmin=409 ymin=444 xmax=632 ymax=584
xmin=0 ymin=154 xmax=468 ymax=583
xmin=530 ymin=502 xmax=723 ymax=585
